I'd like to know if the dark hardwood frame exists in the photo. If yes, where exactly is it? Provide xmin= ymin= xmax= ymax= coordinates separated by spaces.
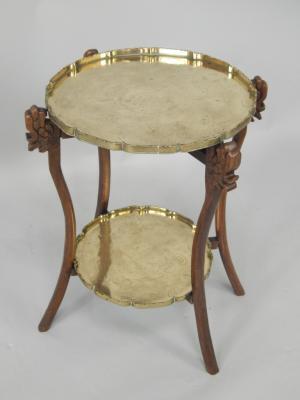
xmin=24 ymin=52 xmax=267 ymax=374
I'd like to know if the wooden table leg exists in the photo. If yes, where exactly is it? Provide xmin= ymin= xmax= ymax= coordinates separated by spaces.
xmin=215 ymin=189 xmax=245 ymax=295
xmin=213 ymin=74 xmax=268 ymax=297
xmin=192 ymin=185 xmax=221 ymax=374
xmin=95 ymin=147 xmax=111 ymax=217
xmin=25 ymin=106 xmax=76 ymax=332
xmin=192 ymin=140 xmax=242 ymax=374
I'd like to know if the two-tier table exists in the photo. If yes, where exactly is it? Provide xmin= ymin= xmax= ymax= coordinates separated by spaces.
xmin=24 ymin=47 xmax=267 ymax=375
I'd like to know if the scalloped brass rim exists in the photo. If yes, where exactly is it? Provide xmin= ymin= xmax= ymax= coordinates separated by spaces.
xmin=74 ymin=205 xmax=213 ymax=308
xmin=46 ymin=47 xmax=257 ymax=153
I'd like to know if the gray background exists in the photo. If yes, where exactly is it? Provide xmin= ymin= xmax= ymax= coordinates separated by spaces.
xmin=0 ymin=0 xmax=299 ymax=398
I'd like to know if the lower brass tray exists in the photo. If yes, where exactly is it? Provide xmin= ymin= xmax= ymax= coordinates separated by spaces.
xmin=74 ymin=206 xmax=213 ymax=308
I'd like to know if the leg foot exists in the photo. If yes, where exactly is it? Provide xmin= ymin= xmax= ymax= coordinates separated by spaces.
xmin=38 ymin=268 xmax=73 ymax=332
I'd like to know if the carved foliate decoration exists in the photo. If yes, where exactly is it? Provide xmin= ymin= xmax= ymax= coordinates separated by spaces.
xmin=252 ymin=76 xmax=268 ymax=120
xmin=205 ymin=142 xmax=241 ymax=192
xmin=25 ymin=105 xmax=61 ymax=152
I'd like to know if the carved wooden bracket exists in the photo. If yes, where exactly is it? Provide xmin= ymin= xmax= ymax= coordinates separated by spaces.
xmin=25 ymin=105 xmax=66 ymax=152
xmin=252 ymin=76 xmax=268 ymax=120
xmin=205 ymin=140 xmax=242 ymax=192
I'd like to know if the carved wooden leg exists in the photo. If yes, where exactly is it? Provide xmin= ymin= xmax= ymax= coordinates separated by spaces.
xmin=38 ymin=142 xmax=76 ymax=331
xmin=215 ymin=189 xmax=245 ymax=295
xmin=95 ymin=147 xmax=111 ymax=218
xmin=25 ymin=106 xmax=76 ymax=332
xmin=190 ymin=76 xmax=268 ymax=374
xmin=212 ymin=76 xmax=268 ymax=295
xmin=192 ymin=186 xmax=221 ymax=374
xmin=192 ymin=142 xmax=242 ymax=374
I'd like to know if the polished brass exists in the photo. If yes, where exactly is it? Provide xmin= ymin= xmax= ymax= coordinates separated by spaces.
xmin=46 ymin=47 xmax=257 ymax=153
xmin=74 ymin=205 xmax=213 ymax=307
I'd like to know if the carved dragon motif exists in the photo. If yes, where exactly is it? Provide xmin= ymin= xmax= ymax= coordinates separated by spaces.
xmin=206 ymin=73 xmax=268 ymax=191
xmin=25 ymin=105 xmax=69 ymax=152
xmin=83 ymin=49 xmax=99 ymax=57
xmin=205 ymin=141 xmax=241 ymax=192
xmin=252 ymin=76 xmax=268 ymax=120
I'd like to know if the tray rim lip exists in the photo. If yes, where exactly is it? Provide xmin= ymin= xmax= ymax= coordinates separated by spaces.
xmin=74 ymin=204 xmax=213 ymax=308
xmin=45 ymin=47 xmax=257 ymax=154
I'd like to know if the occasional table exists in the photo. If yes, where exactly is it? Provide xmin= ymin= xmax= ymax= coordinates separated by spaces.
xmin=24 ymin=47 xmax=267 ymax=374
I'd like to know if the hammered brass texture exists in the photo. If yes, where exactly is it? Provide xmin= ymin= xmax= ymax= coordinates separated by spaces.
xmin=46 ymin=48 xmax=256 ymax=153
xmin=74 ymin=206 xmax=213 ymax=308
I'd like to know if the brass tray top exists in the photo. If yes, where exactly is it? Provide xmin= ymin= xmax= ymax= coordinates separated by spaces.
xmin=74 ymin=205 xmax=213 ymax=308
xmin=46 ymin=47 xmax=256 ymax=153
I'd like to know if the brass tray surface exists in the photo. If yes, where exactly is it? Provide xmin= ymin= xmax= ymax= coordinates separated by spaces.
xmin=46 ymin=47 xmax=256 ymax=153
xmin=74 ymin=206 xmax=212 ymax=308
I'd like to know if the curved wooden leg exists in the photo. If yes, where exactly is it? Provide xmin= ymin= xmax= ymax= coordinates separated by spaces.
xmin=24 ymin=105 xmax=76 ymax=332
xmin=192 ymin=142 xmax=242 ymax=374
xmin=38 ymin=141 xmax=76 ymax=331
xmin=192 ymin=187 xmax=221 ymax=375
xmin=95 ymin=147 xmax=110 ymax=218
xmin=215 ymin=189 xmax=245 ymax=295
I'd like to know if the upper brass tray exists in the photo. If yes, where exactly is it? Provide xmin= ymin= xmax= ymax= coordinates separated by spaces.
xmin=46 ymin=47 xmax=256 ymax=153
xmin=74 ymin=205 xmax=212 ymax=308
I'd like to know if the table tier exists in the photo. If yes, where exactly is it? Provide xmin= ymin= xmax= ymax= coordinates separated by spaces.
xmin=74 ymin=205 xmax=213 ymax=307
xmin=46 ymin=47 xmax=256 ymax=153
